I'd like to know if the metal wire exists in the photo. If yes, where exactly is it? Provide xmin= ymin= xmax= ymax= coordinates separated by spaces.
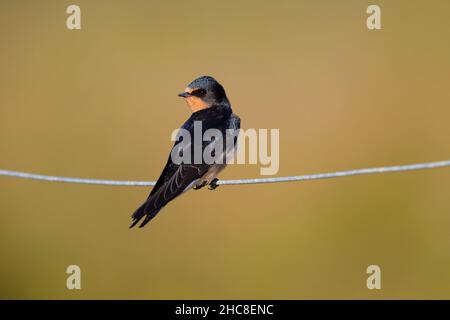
xmin=1 ymin=160 xmax=449 ymax=187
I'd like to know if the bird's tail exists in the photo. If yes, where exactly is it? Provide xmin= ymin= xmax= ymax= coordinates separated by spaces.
xmin=129 ymin=202 xmax=160 ymax=228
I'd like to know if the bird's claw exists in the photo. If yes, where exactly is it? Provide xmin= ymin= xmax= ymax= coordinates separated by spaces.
xmin=193 ymin=181 xmax=207 ymax=190
xmin=208 ymin=178 xmax=219 ymax=190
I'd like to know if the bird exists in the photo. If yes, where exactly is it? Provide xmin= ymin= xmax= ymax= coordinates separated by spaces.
xmin=130 ymin=76 xmax=241 ymax=228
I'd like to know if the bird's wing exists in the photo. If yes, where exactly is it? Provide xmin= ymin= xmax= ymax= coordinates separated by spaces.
xmin=131 ymin=108 xmax=236 ymax=228
xmin=130 ymin=160 xmax=210 ymax=228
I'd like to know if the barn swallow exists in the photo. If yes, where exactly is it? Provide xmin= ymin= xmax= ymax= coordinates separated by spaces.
xmin=130 ymin=76 xmax=241 ymax=228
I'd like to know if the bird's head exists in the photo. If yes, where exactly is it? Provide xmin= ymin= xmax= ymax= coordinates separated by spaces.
xmin=178 ymin=76 xmax=229 ymax=112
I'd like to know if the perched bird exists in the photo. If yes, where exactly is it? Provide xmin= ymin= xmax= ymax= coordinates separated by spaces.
xmin=130 ymin=76 xmax=241 ymax=228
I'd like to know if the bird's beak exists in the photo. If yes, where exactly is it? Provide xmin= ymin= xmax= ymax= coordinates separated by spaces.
xmin=178 ymin=92 xmax=190 ymax=98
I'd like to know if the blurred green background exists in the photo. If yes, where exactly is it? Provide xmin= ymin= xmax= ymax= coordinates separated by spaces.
xmin=1 ymin=0 xmax=450 ymax=299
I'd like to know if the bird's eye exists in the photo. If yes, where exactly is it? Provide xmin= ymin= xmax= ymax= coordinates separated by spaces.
xmin=191 ymin=88 xmax=207 ymax=97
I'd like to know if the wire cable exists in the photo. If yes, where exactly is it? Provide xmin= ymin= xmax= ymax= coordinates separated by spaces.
xmin=1 ymin=160 xmax=449 ymax=187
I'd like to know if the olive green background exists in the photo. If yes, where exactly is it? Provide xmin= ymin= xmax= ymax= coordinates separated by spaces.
xmin=1 ymin=0 xmax=450 ymax=299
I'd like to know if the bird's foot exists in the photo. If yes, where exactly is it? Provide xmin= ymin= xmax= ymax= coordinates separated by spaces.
xmin=208 ymin=178 xmax=219 ymax=190
xmin=193 ymin=180 xmax=207 ymax=190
